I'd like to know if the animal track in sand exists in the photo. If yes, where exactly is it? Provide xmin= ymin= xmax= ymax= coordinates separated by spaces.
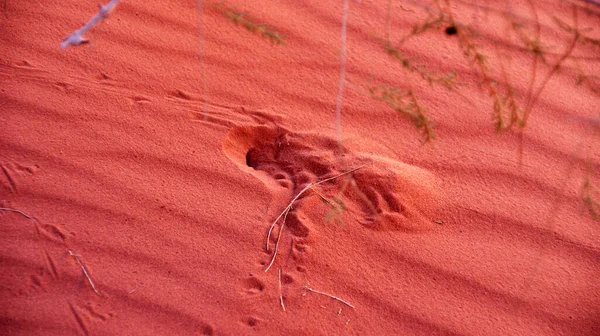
xmin=237 ymin=275 xmax=265 ymax=296
xmin=199 ymin=323 xmax=215 ymax=336
xmin=0 ymin=162 xmax=39 ymax=193
xmin=222 ymin=119 xmax=442 ymax=234
xmin=218 ymin=110 xmax=442 ymax=301
xmin=242 ymin=316 xmax=261 ymax=328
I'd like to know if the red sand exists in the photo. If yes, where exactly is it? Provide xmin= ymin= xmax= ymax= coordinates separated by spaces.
xmin=1 ymin=0 xmax=599 ymax=335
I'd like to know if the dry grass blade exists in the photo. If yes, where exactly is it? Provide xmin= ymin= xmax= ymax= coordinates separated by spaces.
xmin=264 ymin=165 xmax=367 ymax=272
xmin=278 ymin=268 xmax=286 ymax=311
xmin=0 ymin=207 xmax=38 ymax=221
xmin=335 ymin=0 xmax=350 ymax=155
xmin=265 ymin=207 xmax=291 ymax=272
xmin=0 ymin=207 xmax=41 ymax=234
xmin=582 ymin=176 xmax=600 ymax=219
xmin=265 ymin=184 xmax=310 ymax=251
xmin=68 ymin=250 xmax=102 ymax=296
xmin=521 ymin=5 xmax=580 ymax=126
xmin=304 ymin=283 xmax=355 ymax=309
xmin=265 ymin=165 xmax=366 ymax=251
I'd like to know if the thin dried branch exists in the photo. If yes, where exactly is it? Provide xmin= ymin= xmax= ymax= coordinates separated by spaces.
xmin=0 ymin=207 xmax=41 ymax=234
xmin=278 ymin=268 xmax=286 ymax=311
xmin=522 ymin=6 xmax=580 ymax=125
xmin=265 ymin=165 xmax=366 ymax=252
xmin=265 ymin=206 xmax=291 ymax=272
xmin=335 ymin=0 xmax=350 ymax=155
xmin=68 ymin=250 xmax=102 ymax=296
xmin=303 ymin=283 xmax=355 ymax=309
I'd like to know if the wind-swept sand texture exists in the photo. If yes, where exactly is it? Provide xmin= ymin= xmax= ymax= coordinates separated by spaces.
xmin=1 ymin=0 xmax=599 ymax=335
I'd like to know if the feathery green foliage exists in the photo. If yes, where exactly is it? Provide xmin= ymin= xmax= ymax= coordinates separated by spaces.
xmin=377 ymin=0 xmax=600 ymax=219
xmin=582 ymin=173 xmax=600 ymax=220
xmin=213 ymin=2 xmax=285 ymax=45
xmin=382 ymin=41 xmax=459 ymax=90
xmin=369 ymin=83 xmax=435 ymax=143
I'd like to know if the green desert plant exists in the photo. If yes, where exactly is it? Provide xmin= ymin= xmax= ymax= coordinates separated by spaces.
xmin=213 ymin=2 xmax=285 ymax=45
xmin=377 ymin=0 xmax=600 ymax=219
xmin=382 ymin=41 xmax=459 ymax=90
xmin=582 ymin=169 xmax=600 ymax=220
xmin=379 ymin=0 xmax=524 ymax=134
xmin=582 ymin=113 xmax=600 ymax=220
xmin=312 ymin=185 xmax=347 ymax=227
xmin=368 ymin=83 xmax=435 ymax=143
xmin=449 ymin=12 xmax=525 ymax=131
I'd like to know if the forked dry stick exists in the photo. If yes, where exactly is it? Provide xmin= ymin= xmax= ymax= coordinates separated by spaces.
xmin=265 ymin=165 xmax=367 ymax=252
xmin=304 ymin=283 xmax=355 ymax=309
xmin=68 ymin=250 xmax=102 ymax=296
xmin=278 ymin=268 xmax=286 ymax=311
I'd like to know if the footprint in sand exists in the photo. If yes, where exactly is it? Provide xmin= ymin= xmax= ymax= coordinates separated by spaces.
xmin=0 ymin=162 xmax=39 ymax=193
xmin=237 ymin=275 xmax=265 ymax=296
xmin=242 ymin=316 xmax=261 ymax=328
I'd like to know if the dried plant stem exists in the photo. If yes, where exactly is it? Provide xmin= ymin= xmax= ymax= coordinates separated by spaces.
xmin=522 ymin=0 xmax=542 ymax=116
xmin=68 ymin=250 xmax=101 ymax=296
xmin=265 ymin=165 xmax=366 ymax=252
xmin=0 ymin=207 xmax=37 ymax=221
xmin=265 ymin=207 xmax=290 ymax=272
xmin=278 ymin=268 xmax=286 ymax=311
xmin=523 ymin=6 xmax=579 ymax=125
xmin=265 ymin=187 xmax=307 ymax=251
xmin=516 ymin=5 xmax=580 ymax=162
xmin=0 ymin=207 xmax=41 ymax=233
xmin=304 ymin=284 xmax=355 ymax=309
xmin=196 ymin=0 xmax=209 ymax=120
xmin=385 ymin=0 xmax=392 ymax=43
xmin=264 ymin=166 xmax=366 ymax=272
xmin=335 ymin=0 xmax=350 ymax=156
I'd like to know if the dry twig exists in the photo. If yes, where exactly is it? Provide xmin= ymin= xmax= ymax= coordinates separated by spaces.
xmin=278 ymin=268 xmax=286 ymax=311
xmin=128 ymin=283 xmax=143 ymax=294
xmin=0 ymin=207 xmax=38 ymax=222
xmin=68 ymin=250 xmax=102 ymax=296
xmin=264 ymin=166 xmax=367 ymax=272
xmin=265 ymin=165 xmax=366 ymax=252
xmin=304 ymin=283 xmax=355 ymax=309
xmin=0 ymin=207 xmax=41 ymax=233
xmin=265 ymin=207 xmax=291 ymax=272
